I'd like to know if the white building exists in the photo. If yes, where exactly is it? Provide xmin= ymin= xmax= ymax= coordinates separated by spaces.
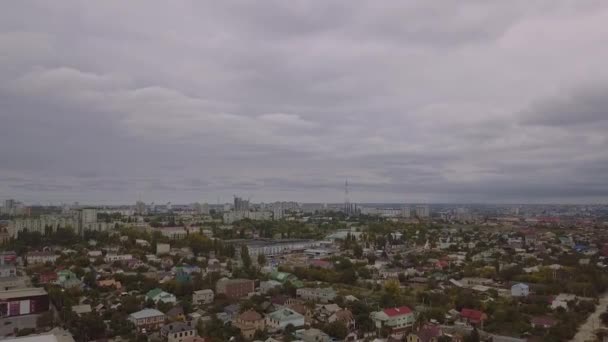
xmin=511 ymin=283 xmax=529 ymax=297
xmin=223 ymin=211 xmax=272 ymax=224
xmin=238 ymin=239 xmax=321 ymax=258
xmin=266 ymin=308 xmax=305 ymax=331
xmin=296 ymin=287 xmax=336 ymax=303
xmin=156 ymin=243 xmax=171 ymax=255
xmin=192 ymin=289 xmax=214 ymax=305
xmin=415 ymin=205 xmax=430 ymax=218
xmin=26 ymin=252 xmax=59 ymax=265
xmin=104 ymin=254 xmax=133 ymax=263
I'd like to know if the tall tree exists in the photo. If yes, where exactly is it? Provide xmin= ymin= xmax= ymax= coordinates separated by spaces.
xmin=241 ymin=245 xmax=251 ymax=270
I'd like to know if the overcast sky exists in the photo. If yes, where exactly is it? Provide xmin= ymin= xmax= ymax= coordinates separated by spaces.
xmin=1 ymin=1 xmax=608 ymax=205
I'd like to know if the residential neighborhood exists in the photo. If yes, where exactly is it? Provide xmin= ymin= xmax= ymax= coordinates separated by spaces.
xmin=2 ymin=201 xmax=608 ymax=342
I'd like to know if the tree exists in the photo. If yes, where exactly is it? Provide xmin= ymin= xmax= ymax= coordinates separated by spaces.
xmin=36 ymin=311 xmax=54 ymax=328
xmin=257 ymin=253 xmax=266 ymax=266
xmin=324 ymin=321 xmax=348 ymax=339
xmin=353 ymin=244 xmax=363 ymax=259
xmin=241 ymin=245 xmax=251 ymax=270
xmin=465 ymin=327 xmax=480 ymax=342
xmin=283 ymin=324 xmax=296 ymax=341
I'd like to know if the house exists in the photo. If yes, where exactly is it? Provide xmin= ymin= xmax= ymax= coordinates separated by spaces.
xmin=459 ymin=309 xmax=487 ymax=327
xmin=161 ymin=321 xmax=197 ymax=342
xmin=129 ymin=308 xmax=166 ymax=331
xmin=136 ymin=239 xmax=150 ymax=247
xmin=329 ymin=309 xmax=356 ymax=330
xmin=216 ymin=278 xmax=254 ymax=299
xmin=551 ymin=293 xmax=577 ymax=310
xmin=260 ymin=280 xmax=282 ymax=294
xmin=104 ymin=254 xmax=133 ymax=263
xmin=157 ymin=243 xmax=171 ymax=255
xmin=296 ymin=287 xmax=337 ymax=303
xmin=97 ymin=279 xmax=122 ymax=289
xmin=370 ymin=306 xmax=415 ymax=336
xmin=26 ymin=251 xmax=59 ymax=265
xmin=287 ymin=302 xmax=314 ymax=325
xmin=266 ymin=308 xmax=305 ymax=331
xmin=233 ymin=309 xmax=265 ymax=339
xmin=192 ymin=289 xmax=214 ymax=305
xmin=299 ymin=328 xmax=331 ymax=342
xmin=167 ymin=306 xmax=185 ymax=321
xmin=511 ymin=283 xmax=529 ymax=297
xmin=72 ymin=304 xmax=92 ymax=316
xmin=531 ymin=316 xmax=557 ymax=329
xmin=55 ymin=270 xmax=81 ymax=289
xmin=407 ymin=325 xmax=442 ymax=342
xmin=147 ymin=288 xmax=177 ymax=304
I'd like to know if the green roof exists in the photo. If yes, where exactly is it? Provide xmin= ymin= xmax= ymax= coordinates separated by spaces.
xmin=146 ymin=288 xmax=163 ymax=299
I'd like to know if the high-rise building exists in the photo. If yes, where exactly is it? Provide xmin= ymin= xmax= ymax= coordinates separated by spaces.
xmin=401 ymin=206 xmax=411 ymax=218
xmin=273 ymin=204 xmax=284 ymax=220
xmin=201 ymin=203 xmax=209 ymax=215
xmin=234 ymin=196 xmax=249 ymax=212
xmin=135 ymin=201 xmax=147 ymax=215
xmin=415 ymin=205 xmax=430 ymax=218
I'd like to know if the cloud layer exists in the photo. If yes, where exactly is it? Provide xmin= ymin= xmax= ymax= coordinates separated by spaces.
xmin=1 ymin=1 xmax=608 ymax=204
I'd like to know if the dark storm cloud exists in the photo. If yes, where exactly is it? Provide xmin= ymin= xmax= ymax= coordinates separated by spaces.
xmin=1 ymin=1 xmax=608 ymax=204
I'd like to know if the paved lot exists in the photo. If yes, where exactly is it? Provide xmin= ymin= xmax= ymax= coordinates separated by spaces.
xmin=0 ymin=314 xmax=39 ymax=337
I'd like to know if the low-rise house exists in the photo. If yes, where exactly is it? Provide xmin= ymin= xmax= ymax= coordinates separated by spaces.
xmin=88 ymin=250 xmax=103 ymax=259
xmin=296 ymin=287 xmax=336 ymax=303
xmin=407 ymin=325 xmax=442 ymax=342
xmin=97 ymin=279 xmax=122 ymax=289
xmin=72 ymin=304 xmax=92 ymax=316
xmin=160 ymin=322 xmax=197 ymax=342
xmin=531 ymin=316 xmax=557 ymax=329
xmin=370 ymin=306 xmax=415 ymax=337
xmin=329 ymin=308 xmax=356 ymax=330
xmin=0 ymin=264 xmax=16 ymax=278
xmin=104 ymin=254 xmax=133 ymax=263
xmin=511 ymin=283 xmax=529 ymax=297
xmin=157 ymin=243 xmax=171 ymax=255
xmin=266 ymin=308 xmax=305 ymax=331
xmin=26 ymin=251 xmax=59 ymax=265
xmin=551 ymin=293 xmax=577 ymax=310
xmin=38 ymin=272 xmax=58 ymax=284
xmin=286 ymin=302 xmax=314 ymax=325
xmin=192 ymin=289 xmax=214 ymax=305
xmin=233 ymin=309 xmax=265 ymax=339
xmin=299 ymin=328 xmax=331 ymax=342
xmin=167 ymin=306 xmax=185 ymax=321
xmin=136 ymin=239 xmax=150 ymax=247
xmin=147 ymin=288 xmax=177 ymax=304
xmin=260 ymin=280 xmax=282 ymax=294
xmin=459 ymin=309 xmax=487 ymax=327
xmin=55 ymin=270 xmax=81 ymax=289
xmin=216 ymin=278 xmax=254 ymax=299
xmin=129 ymin=308 xmax=166 ymax=331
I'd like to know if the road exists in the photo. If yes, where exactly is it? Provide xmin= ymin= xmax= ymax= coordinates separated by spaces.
xmin=571 ymin=292 xmax=608 ymax=342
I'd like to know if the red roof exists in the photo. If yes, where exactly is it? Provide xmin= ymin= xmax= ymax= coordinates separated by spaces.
xmin=383 ymin=306 xmax=412 ymax=317
xmin=460 ymin=308 xmax=485 ymax=322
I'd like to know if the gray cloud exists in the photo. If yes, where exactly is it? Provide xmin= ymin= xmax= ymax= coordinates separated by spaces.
xmin=1 ymin=1 xmax=608 ymax=204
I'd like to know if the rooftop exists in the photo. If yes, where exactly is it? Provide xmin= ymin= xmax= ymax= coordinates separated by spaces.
xmin=383 ymin=306 xmax=413 ymax=317
xmin=0 ymin=287 xmax=47 ymax=299
xmin=130 ymin=308 xmax=165 ymax=319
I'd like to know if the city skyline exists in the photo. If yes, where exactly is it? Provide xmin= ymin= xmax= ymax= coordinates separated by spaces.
xmin=2 ymin=2 xmax=608 ymax=204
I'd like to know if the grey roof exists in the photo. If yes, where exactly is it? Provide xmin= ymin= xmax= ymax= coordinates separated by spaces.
xmin=129 ymin=308 xmax=165 ymax=319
